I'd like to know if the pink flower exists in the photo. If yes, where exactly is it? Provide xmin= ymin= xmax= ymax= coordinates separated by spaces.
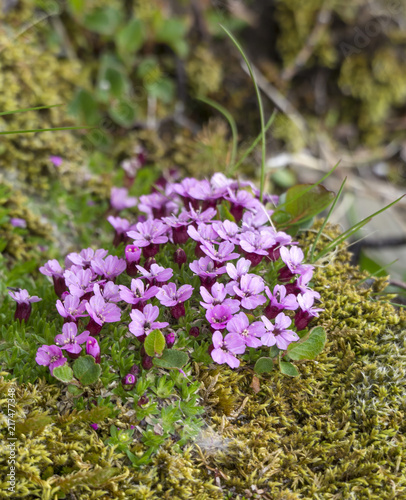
xmin=156 ymin=283 xmax=193 ymax=319
xmin=10 ymin=217 xmax=26 ymax=228
xmin=210 ymin=331 xmax=245 ymax=368
xmin=261 ymin=313 xmax=299 ymax=350
xmin=129 ymin=304 xmax=169 ymax=337
xmin=206 ymin=304 xmax=234 ymax=330
xmin=64 ymin=268 xmax=95 ymax=298
xmin=93 ymin=282 xmax=121 ymax=302
xmin=136 ymin=263 xmax=173 ymax=284
xmin=110 ymin=187 xmax=137 ymax=211
xmin=263 ymin=284 xmax=298 ymax=319
xmin=36 ymin=345 xmax=67 ymax=374
xmin=200 ymin=241 xmax=239 ymax=264
xmin=199 ymin=283 xmax=240 ymax=313
xmin=232 ymin=274 xmax=267 ymax=310
xmin=119 ymin=279 xmax=159 ymax=306
xmin=86 ymin=336 xmax=101 ymax=363
xmin=66 ymin=248 xmax=108 ymax=268
xmin=91 ymin=255 xmax=126 ymax=280
xmin=225 ymin=312 xmax=265 ymax=348
xmin=54 ymin=322 xmax=89 ymax=355
xmin=156 ymin=283 xmax=193 ymax=307
xmin=85 ymin=296 xmax=121 ymax=326
xmin=56 ymin=294 xmax=87 ymax=322
xmin=8 ymin=289 xmax=42 ymax=322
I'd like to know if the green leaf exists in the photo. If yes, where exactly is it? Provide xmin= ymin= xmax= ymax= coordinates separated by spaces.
xmin=53 ymin=364 xmax=74 ymax=383
xmin=279 ymin=361 xmax=299 ymax=377
xmin=69 ymin=89 xmax=101 ymax=126
xmin=269 ymin=345 xmax=280 ymax=358
xmin=83 ymin=7 xmax=123 ymax=36
xmin=274 ymin=184 xmax=335 ymax=230
xmin=73 ymin=355 xmax=101 ymax=386
xmin=287 ymin=326 xmax=327 ymax=361
xmin=116 ymin=19 xmax=145 ymax=54
xmin=254 ymin=357 xmax=274 ymax=374
xmin=0 ymin=104 xmax=63 ymax=116
xmin=67 ymin=384 xmax=83 ymax=396
xmin=153 ymin=349 xmax=189 ymax=369
xmin=155 ymin=18 xmax=187 ymax=45
xmin=144 ymin=330 xmax=166 ymax=357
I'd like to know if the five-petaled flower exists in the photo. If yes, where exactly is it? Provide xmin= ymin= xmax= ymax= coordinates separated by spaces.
xmin=54 ymin=322 xmax=90 ymax=356
xmin=261 ymin=313 xmax=299 ymax=350
xmin=210 ymin=331 xmax=245 ymax=368
xmin=129 ymin=304 xmax=169 ymax=337
xmin=36 ymin=345 xmax=67 ymax=374
xmin=9 ymin=289 xmax=42 ymax=322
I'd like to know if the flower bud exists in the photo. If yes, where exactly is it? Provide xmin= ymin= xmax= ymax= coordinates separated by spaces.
xmin=125 ymin=245 xmax=141 ymax=276
xmin=141 ymin=355 xmax=153 ymax=370
xmin=165 ymin=331 xmax=176 ymax=348
xmin=189 ymin=326 xmax=200 ymax=338
xmin=86 ymin=337 xmax=101 ymax=363
xmin=86 ymin=318 xmax=103 ymax=336
xmin=138 ymin=394 xmax=149 ymax=406
xmin=121 ymin=373 xmax=137 ymax=391
xmin=171 ymin=303 xmax=185 ymax=319
xmin=144 ymin=257 xmax=156 ymax=272
xmin=174 ymin=247 xmax=187 ymax=267
xmin=173 ymin=227 xmax=189 ymax=245
xmin=90 ymin=423 xmax=99 ymax=431
xmin=129 ymin=364 xmax=141 ymax=376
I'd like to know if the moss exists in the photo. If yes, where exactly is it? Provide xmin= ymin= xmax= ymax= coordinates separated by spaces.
xmin=0 ymin=1 xmax=89 ymax=193
xmin=1 ymin=223 xmax=405 ymax=498
xmin=0 ymin=181 xmax=53 ymax=261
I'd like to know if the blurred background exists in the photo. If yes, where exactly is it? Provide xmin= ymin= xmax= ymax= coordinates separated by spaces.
xmin=0 ymin=0 xmax=405 ymax=294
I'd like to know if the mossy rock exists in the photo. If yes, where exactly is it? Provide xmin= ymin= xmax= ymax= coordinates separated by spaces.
xmin=1 ymin=224 xmax=405 ymax=498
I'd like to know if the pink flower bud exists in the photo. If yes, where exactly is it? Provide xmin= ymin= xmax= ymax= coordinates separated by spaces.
xmin=141 ymin=355 xmax=153 ymax=370
xmin=165 ymin=331 xmax=176 ymax=348
xmin=121 ymin=373 xmax=137 ymax=391
xmin=189 ymin=326 xmax=200 ymax=338
xmin=174 ymin=248 xmax=187 ymax=267
xmin=86 ymin=337 xmax=101 ymax=363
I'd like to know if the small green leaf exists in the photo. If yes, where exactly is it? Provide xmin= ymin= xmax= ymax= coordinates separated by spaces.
xmin=254 ymin=357 xmax=274 ymax=374
xmin=269 ymin=345 xmax=280 ymax=358
xmin=67 ymin=384 xmax=83 ymax=396
xmin=144 ymin=330 xmax=166 ymax=357
xmin=274 ymin=184 xmax=335 ymax=230
xmin=53 ymin=364 xmax=74 ymax=383
xmin=116 ymin=19 xmax=145 ymax=54
xmin=287 ymin=326 xmax=327 ymax=361
xmin=279 ymin=361 xmax=299 ymax=377
xmin=153 ymin=349 xmax=189 ymax=369
xmin=73 ymin=355 xmax=101 ymax=385
xmin=83 ymin=7 xmax=122 ymax=36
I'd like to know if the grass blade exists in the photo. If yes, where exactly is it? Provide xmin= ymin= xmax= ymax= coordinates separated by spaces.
xmin=309 ymin=177 xmax=347 ymax=262
xmin=0 ymin=126 xmax=93 ymax=135
xmin=230 ymin=110 xmax=277 ymax=176
xmin=311 ymin=195 xmax=405 ymax=262
xmin=0 ymin=104 xmax=63 ymax=116
xmin=197 ymin=96 xmax=238 ymax=173
xmin=220 ymin=25 xmax=266 ymax=202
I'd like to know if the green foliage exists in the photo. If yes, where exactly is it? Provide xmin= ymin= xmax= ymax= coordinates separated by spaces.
xmin=279 ymin=360 xmax=299 ymax=377
xmin=287 ymin=326 xmax=326 ymax=361
xmin=154 ymin=349 xmax=189 ymax=369
xmin=254 ymin=357 xmax=274 ymax=374
xmin=273 ymin=184 xmax=335 ymax=233
xmin=53 ymin=363 xmax=74 ymax=383
xmin=73 ymin=356 xmax=102 ymax=386
xmin=144 ymin=330 xmax=166 ymax=357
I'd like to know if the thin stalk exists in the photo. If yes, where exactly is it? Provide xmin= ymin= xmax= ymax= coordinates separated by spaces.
xmin=0 ymin=126 xmax=93 ymax=135
xmin=312 ymin=195 xmax=405 ymax=262
xmin=221 ymin=25 xmax=266 ymax=202
xmin=0 ymin=104 xmax=63 ymax=116
xmin=309 ymin=177 xmax=347 ymax=262
xmin=197 ymin=96 xmax=238 ymax=173
xmin=230 ymin=110 xmax=277 ymax=176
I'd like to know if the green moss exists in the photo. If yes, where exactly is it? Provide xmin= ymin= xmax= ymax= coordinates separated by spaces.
xmin=1 ymin=224 xmax=405 ymax=498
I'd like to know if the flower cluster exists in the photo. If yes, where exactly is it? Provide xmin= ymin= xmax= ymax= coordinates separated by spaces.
xmin=34 ymin=170 xmax=322 ymax=378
